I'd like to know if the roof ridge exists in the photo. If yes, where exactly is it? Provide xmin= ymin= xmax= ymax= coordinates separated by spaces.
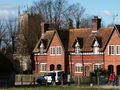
xmin=69 ymin=28 xmax=91 ymax=31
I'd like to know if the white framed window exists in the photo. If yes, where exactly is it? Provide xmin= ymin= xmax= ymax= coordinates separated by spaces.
xmin=93 ymin=63 xmax=101 ymax=71
xmin=93 ymin=47 xmax=99 ymax=54
xmin=93 ymin=41 xmax=99 ymax=54
xmin=75 ymin=42 xmax=80 ymax=54
xmin=50 ymin=47 xmax=56 ymax=55
xmin=39 ymin=63 xmax=46 ymax=72
xmin=50 ymin=46 xmax=62 ymax=56
xmin=75 ymin=47 xmax=80 ymax=54
xmin=116 ymin=45 xmax=120 ymax=55
xmin=75 ymin=63 xmax=83 ymax=73
xmin=108 ymin=45 xmax=114 ymax=55
xmin=56 ymin=46 xmax=62 ymax=55
xmin=39 ymin=43 xmax=44 ymax=54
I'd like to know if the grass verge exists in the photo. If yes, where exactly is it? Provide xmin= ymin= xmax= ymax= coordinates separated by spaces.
xmin=0 ymin=86 xmax=120 ymax=90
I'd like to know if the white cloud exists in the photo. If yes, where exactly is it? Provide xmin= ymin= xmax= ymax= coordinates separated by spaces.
xmin=101 ymin=10 xmax=113 ymax=17
xmin=0 ymin=10 xmax=9 ymax=15
xmin=0 ymin=10 xmax=16 ymax=19
xmin=0 ymin=3 xmax=18 ymax=10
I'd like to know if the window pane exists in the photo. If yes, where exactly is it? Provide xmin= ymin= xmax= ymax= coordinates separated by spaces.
xmin=53 ymin=48 xmax=55 ymax=54
xmin=75 ymin=47 xmax=80 ymax=54
xmin=59 ymin=47 xmax=62 ymax=54
xmin=109 ymin=46 xmax=114 ymax=55
xmin=50 ymin=47 xmax=53 ymax=54
xmin=112 ymin=46 xmax=114 ymax=54
xmin=56 ymin=47 xmax=59 ymax=54
xmin=75 ymin=63 xmax=82 ymax=72
xmin=109 ymin=46 xmax=111 ymax=54
xmin=40 ymin=63 xmax=46 ymax=72
xmin=50 ymin=47 xmax=56 ymax=55
xmin=56 ymin=46 xmax=62 ymax=55
xmin=94 ymin=64 xmax=101 ymax=71
xmin=117 ymin=46 xmax=120 ymax=54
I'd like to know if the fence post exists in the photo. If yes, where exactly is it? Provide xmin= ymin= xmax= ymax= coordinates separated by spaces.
xmin=97 ymin=72 xmax=101 ymax=86
xmin=78 ymin=77 xmax=80 ymax=86
xmin=67 ymin=74 xmax=70 ymax=86
xmin=21 ymin=75 xmax=23 ymax=85
xmin=33 ymin=76 xmax=35 ymax=85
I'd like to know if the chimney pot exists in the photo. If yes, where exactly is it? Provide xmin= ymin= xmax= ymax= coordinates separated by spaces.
xmin=41 ymin=22 xmax=49 ymax=37
xmin=92 ymin=16 xmax=101 ymax=30
xmin=94 ymin=16 xmax=98 ymax=19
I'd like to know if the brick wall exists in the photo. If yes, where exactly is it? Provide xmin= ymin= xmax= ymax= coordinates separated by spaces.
xmin=47 ymin=33 xmax=65 ymax=71
xmin=104 ymin=30 xmax=120 ymax=74
xmin=69 ymin=54 xmax=104 ymax=76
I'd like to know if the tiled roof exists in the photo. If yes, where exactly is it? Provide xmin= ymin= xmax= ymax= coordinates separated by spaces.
xmin=115 ymin=25 xmax=120 ymax=35
xmin=33 ymin=30 xmax=55 ymax=53
xmin=33 ymin=26 xmax=115 ymax=53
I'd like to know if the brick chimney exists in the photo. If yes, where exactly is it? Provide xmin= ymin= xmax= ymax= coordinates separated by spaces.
xmin=41 ymin=22 xmax=49 ymax=38
xmin=92 ymin=16 xmax=101 ymax=30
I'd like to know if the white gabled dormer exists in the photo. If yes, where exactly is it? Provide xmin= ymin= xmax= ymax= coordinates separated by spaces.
xmin=39 ymin=42 xmax=44 ymax=54
xmin=75 ymin=41 xmax=81 ymax=54
xmin=93 ymin=41 xmax=99 ymax=54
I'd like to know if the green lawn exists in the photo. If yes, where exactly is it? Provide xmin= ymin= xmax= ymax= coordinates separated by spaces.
xmin=0 ymin=86 xmax=120 ymax=90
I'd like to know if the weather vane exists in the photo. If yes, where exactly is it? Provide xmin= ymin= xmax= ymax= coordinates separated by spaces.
xmin=112 ymin=14 xmax=118 ymax=24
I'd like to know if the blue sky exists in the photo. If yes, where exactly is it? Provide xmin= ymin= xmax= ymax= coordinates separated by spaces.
xmin=72 ymin=0 xmax=120 ymax=26
xmin=0 ymin=0 xmax=120 ymax=26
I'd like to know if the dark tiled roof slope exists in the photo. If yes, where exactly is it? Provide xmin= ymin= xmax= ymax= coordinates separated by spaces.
xmin=33 ymin=30 xmax=55 ymax=52
xmin=33 ymin=26 xmax=118 ymax=53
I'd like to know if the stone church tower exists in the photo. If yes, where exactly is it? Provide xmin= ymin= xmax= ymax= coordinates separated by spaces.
xmin=13 ymin=9 xmax=42 ymax=74
xmin=13 ymin=10 xmax=31 ymax=73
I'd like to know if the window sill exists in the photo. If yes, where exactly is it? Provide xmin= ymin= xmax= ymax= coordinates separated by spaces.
xmin=40 ymin=71 xmax=46 ymax=72
xmin=50 ymin=54 xmax=62 ymax=56
xmin=50 ymin=54 xmax=56 ymax=56
xmin=56 ymin=54 xmax=62 ymax=56
xmin=116 ymin=54 xmax=120 ymax=55
xmin=108 ymin=54 xmax=114 ymax=56
xmin=75 ymin=72 xmax=83 ymax=73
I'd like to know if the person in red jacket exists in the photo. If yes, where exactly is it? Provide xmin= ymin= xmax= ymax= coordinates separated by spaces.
xmin=108 ymin=73 xmax=115 ymax=85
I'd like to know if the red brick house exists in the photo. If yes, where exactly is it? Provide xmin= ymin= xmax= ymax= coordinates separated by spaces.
xmin=33 ymin=16 xmax=120 ymax=76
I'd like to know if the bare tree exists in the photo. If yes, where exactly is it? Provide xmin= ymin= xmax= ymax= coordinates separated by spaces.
xmin=63 ymin=3 xmax=86 ymax=28
xmin=80 ymin=15 xmax=92 ymax=28
xmin=0 ymin=20 xmax=6 ymax=49
xmin=30 ymin=0 xmax=87 ymax=29
xmin=5 ymin=17 xmax=18 ymax=53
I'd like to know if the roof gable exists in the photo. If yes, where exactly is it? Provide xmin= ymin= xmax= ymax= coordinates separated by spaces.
xmin=102 ymin=25 xmax=120 ymax=51
xmin=46 ymin=30 xmax=65 ymax=52
xmin=91 ymin=36 xmax=101 ymax=47
xmin=114 ymin=25 xmax=120 ymax=37
xmin=72 ymin=37 xmax=83 ymax=48
xmin=33 ymin=30 xmax=55 ymax=53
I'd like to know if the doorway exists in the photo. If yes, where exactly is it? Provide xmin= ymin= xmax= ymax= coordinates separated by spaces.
xmin=57 ymin=64 xmax=62 ymax=70
xmin=108 ymin=65 xmax=114 ymax=74
xmin=50 ymin=64 xmax=55 ymax=71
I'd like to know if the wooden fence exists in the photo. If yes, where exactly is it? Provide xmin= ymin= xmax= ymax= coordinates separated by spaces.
xmin=72 ymin=75 xmax=109 ymax=86
xmin=15 ymin=74 xmax=110 ymax=86
xmin=15 ymin=74 xmax=40 ymax=85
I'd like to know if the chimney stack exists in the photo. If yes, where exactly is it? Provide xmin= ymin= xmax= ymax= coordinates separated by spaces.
xmin=92 ymin=16 xmax=101 ymax=30
xmin=41 ymin=22 xmax=49 ymax=38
